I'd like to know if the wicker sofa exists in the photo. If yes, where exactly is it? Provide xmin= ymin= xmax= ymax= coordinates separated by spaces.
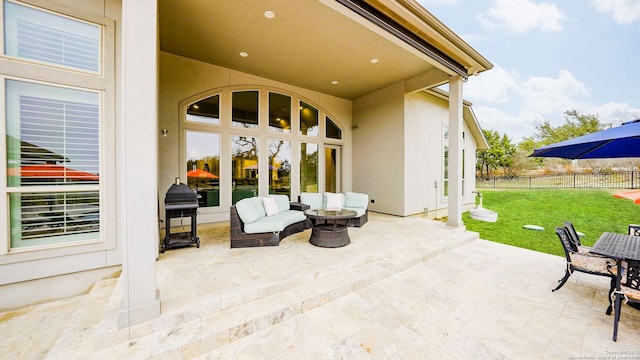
xmin=230 ymin=195 xmax=310 ymax=248
xmin=299 ymin=192 xmax=369 ymax=227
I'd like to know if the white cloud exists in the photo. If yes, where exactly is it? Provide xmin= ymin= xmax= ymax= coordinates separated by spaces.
xmin=585 ymin=102 xmax=640 ymax=125
xmin=465 ymin=65 xmax=519 ymax=103
xmin=520 ymin=70 xmax=590 ymax=114
xmin=472 ymin=106 xmax=545 ymax=142
xmin=478 ymin=0 xmax=566 ymax=33
xmin=469 ymin=69 xmax=614 ymax=143
xmin=591 ymin=0 xmax=640 ymax=25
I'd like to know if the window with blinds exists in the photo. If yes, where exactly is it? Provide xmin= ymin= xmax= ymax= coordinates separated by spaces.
xmin=4 ymin=1 xmax=100 ymax=73
xmin=5 ymin=79 xmax=100 ymax=247
xmin=2 ymin=1 xmax=104 ymax=248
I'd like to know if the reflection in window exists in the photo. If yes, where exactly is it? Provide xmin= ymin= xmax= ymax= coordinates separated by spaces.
xmin=10 ymin=191 xmax=99 ymax=247
xmin=6 ymin=80 xmax=100 ymax=247
xmin=187 ymin=95 xmax=220 ymax=125
xmin=299 ymin=101 xmax=318 ymax=136
xmin=232 ymin=91 xmax=259 ymax=129
xmin=4 ymin=1 xmax=101 ymax=73
xmin=300 ymin=142 xmax=318 ymax=193
xmin=269 ymin=93 xmax=291 ymax=133
xmin=232 ymin=136 xmax=259 ymax=204
xmin=269 ymin=140 xmax=291 ymax=197
xmin=326 ymin=116 xmax=342 ymax=139
xmin=186 ymin=131 xmax=220 ymax=207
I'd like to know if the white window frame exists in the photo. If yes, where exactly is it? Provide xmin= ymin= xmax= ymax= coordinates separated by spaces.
xmin=0 ymin=1 xmax=115 ymax=258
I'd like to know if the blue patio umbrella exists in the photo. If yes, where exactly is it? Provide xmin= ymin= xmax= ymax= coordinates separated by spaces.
xmin=530 ymin=119 xmax=640 ymax=159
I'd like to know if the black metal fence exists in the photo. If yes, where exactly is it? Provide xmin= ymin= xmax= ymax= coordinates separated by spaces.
xmin=477 ymin=171 xmax=640 ymax=189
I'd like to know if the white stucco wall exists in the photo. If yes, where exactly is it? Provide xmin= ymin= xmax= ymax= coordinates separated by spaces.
xmin=352 ymin=82 xmax=406 ymax=216
xmin=404 ymin=92 xmax=447 ymax=216
xmin=158 ymin=52 xmax=353 ymax=223
xmin=353 ymin=86 xmax=480 ymax=218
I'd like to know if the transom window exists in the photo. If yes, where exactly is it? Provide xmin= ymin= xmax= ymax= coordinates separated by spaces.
xmin=4 ymin=1 xmax=101 ymax=73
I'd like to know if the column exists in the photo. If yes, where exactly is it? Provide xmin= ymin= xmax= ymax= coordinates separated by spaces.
xmin=118 ymin=0 xmax=160 ymax=327
xmin=447 ymin=75 xmax=464 ymax=228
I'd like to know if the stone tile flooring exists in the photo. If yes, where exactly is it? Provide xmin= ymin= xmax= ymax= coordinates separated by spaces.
xmin=1 ymin=212 xmax=639 ymax=359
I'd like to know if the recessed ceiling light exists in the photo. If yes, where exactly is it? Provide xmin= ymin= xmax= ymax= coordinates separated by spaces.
xmin=264 ymin=10 xmax=275 ymax=19
xmin=370 ymin=58 xmax=379 ymax=64
xmin=239 ymin=51 xmax=248 ymax=57
xmin=331 ymin=80 xmax=338 ymax=85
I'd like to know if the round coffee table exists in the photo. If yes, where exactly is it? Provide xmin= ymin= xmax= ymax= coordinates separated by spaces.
xmin=304 ymin=209 xmax=357 ymax=248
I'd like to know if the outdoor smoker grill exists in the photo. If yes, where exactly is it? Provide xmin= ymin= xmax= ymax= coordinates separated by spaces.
xmin=162 ymin=179 xmax=200 ymax=253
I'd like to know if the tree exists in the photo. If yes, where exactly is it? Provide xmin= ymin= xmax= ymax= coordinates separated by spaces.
xmin=520 ymin=109 xmax=608 ymax=152
xmin=476 ymin=129 xmax=517 ymax=179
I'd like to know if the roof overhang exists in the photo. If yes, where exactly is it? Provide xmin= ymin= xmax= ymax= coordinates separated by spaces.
xmin=158 ymin=0 xmax=492 ymax=100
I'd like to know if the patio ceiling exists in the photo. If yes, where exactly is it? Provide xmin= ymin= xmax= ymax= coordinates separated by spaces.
xmin=158 ymin=0 xmax=491 ymax=100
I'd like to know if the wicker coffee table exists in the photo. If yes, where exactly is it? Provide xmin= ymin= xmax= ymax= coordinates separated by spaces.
xmin=304 ymin=209 xmax=357 ymax=248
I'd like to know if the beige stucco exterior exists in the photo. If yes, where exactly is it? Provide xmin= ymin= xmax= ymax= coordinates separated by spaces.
xmin=0 ymin=0 xmax=492 ymax=326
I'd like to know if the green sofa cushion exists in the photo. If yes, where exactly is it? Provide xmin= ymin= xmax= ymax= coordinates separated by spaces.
xmin=300 ymin=192 xmax=323 ymax=210
xmin=235 ymin=198 xmax=261 ymax=224
xmin=271 ymin=194 xmax=291 ymax=213
xmin=243 ymin=210 xmax=307 ymax=234
xmin=345 ymin=192 xmax=368 ymax=209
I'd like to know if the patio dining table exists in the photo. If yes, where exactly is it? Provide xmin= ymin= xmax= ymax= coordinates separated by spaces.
xmin=590 ymin=232 xmax=640 ymax=313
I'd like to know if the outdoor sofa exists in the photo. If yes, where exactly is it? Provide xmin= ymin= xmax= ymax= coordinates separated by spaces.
xmin=230 ymin=195 xmax=309 ymax=248
xmin=299 ymin=192 xmax=369 ymax=227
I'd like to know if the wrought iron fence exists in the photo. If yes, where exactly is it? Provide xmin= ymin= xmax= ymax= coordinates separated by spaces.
xmin=477 ymin=171 xmax=640 ymax=189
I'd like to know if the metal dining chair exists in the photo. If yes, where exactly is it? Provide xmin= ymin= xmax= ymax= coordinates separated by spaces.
xmin=553 ymin=227 xmax=618 ymax=314
xmin=612 ymin=259 xmax=640 ymax=341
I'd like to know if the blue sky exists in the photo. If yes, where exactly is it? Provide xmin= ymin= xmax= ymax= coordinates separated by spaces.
xmin=418 ymin=0 xmax=640 ymax=143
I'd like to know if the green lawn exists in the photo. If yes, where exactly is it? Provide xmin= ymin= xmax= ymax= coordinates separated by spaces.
xmin=462 ymin=189 xmax=640 ymax=257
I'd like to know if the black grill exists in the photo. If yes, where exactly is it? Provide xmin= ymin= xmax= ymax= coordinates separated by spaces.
xmin=161 ymin=182 xmax=200 ymax=252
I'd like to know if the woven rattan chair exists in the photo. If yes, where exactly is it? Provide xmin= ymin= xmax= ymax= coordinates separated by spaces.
xmin=554 ymin=227 xmax=618 ymax=313
xmin=612 ymin=259 xmax=640 ymax=341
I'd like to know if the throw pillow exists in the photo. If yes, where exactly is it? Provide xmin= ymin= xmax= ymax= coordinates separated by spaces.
xmin=263 ymin=196 xmax=279 ymax=217
xmin=325 ymin=192 xmax=343 ymax=211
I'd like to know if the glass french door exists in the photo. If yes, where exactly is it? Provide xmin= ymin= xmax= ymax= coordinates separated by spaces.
xmin=324 ymin=145 xmax=341 ymax=193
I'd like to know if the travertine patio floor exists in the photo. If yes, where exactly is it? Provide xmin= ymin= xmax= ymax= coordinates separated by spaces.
xmin=2 ymin=212 xmax=639 ymax=359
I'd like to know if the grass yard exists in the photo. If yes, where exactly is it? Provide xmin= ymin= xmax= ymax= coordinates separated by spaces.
xmin=462 ymin=189 xmax=640 ymax=257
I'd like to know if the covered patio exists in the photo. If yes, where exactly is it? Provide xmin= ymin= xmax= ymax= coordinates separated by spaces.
xmin=3 ymin=214 xmax=639 ymax=358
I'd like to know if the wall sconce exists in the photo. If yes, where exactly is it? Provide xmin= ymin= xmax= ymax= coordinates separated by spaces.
xmin=351 ymin=126 xmax=358 ymax=131
xmin=162 ymin=128 xmax=168 ymax=137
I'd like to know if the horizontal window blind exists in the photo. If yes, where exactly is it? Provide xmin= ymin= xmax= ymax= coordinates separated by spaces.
xmin=11 ymin=191 xmax=99 ymax=245
xmin=17 ymin=95 xmax=99 ymax=185
xmin=5 ymin=2 xmax=100 ymax=72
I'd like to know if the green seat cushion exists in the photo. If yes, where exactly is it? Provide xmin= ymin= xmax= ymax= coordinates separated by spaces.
xmin=270 ymin=194 xmax=290 ymax=213
xmin=235 ymin=198 xmax=261 ymax=224
xmin=344 ymin=207 xmax=366 ymax=217
xmin=345 ymin=192 xmax=368 ymax=209
xmin=300 ymin=192 xmax=323 ymax=210
xmin=243 ymin=210 xmax=307 ymax=233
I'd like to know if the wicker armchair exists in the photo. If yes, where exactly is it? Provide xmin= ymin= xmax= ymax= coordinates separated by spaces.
xmin=612 ymin=259 xmax=640 ymax=341
xmin=553 ymin=227 xmax=618 ymax=313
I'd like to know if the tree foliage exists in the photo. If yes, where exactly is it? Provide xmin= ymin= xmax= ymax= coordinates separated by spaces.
xmin=519 ymin=109 xmax=608 ymax=153
xmin=476 ymin=129 xmax=517 ymax=179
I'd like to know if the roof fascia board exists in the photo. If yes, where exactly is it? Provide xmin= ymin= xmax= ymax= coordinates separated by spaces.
xmin=396 ymin=0 xmax=493 ymax=73
xmin=334 ymin=0 xmax=468 ymax=79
